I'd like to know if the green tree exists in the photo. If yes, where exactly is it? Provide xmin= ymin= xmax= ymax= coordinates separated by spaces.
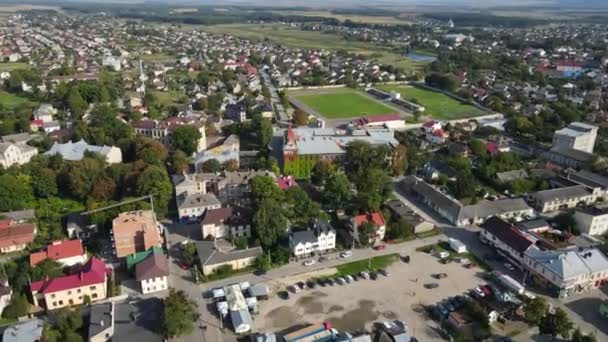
xmin=524 ymin=297 xmax=548 ymax=326
xmin=67 ymin=88 xmax=88 ymax=118
xmin=29 ymin=259 xmax=64 ymax=281
xmin=571 ymin=328 xmax=597 ymax=342
xmin=470 ymin=139 xmax=487 ymax=157
xmin=182 ymin=243 xmax=197 ymax=265
xmin=254 ymin=254 xmax=272 ymax=272
xmin=392 ymin=144 xmax=408 ymax=176
xmin=311 ymin=160 xmax=335 ymax=186
xmin=253 ymin=115 xmax=273 ymax=147
xmin=355 ymin=168 xmax=392 ymax=212
xmin=201 ymin=159 xmax=222 ymax=173
xmin=386 ymin=220 xmax=414 ymax=240
xmin=31 ymin=167 xmax=58 ymax=198
xmin=136 ymin=138 xmax=168 ymax=166
xmin=136 ymin=165 xmax=173 ymax=217
xmin=358 ymin=222 xmax=376 ymax=247
xmin=162 ymin=289 xmax=198 ymax=338
xmin=61 ymin=157 xmax=105 ymax=200
xmin=253 ymin=198 xmax=288 ymax=248
xmin=539 ymin=307 xmax=574 ymax=340
xmin=322 ymin=172 xmax=351 ymax=210
xmin=172 ymin=125 xmax=202 ymax=156
xmin=284 ymin=187 xmax=320 ymax=225
xmin=0 ymin=174 xmax=34 ymax=211
xmin=451 ymin=170 xmax=477 ymax=200
xmin=2 ymin=294 xmax=29 ymax=319
xmin=169 ymin=150 xmax=190 ymax=174
xmin=249 ymin=175 xmax=283 ymax=204
xmin=553 ymin=212 xmax=578 ymax=234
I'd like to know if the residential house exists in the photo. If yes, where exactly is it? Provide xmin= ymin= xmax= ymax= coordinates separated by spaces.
xmin=0 ymin=209 xmax=35 ymax=223
xmin=195 ymin=240 xmax=262 ymax=276
xmin=45 ymin=140 xmax=123 ymax=164
xmin=194 ymin=134 xmax=239 ymax=170
xmin=496 ymin=169 xmax=529 ymax=183
xmin=0 ymin=142 xmax=38 ymax=168
xmin=33 ymin=104 xmax=56 ymax=123
xmin=480 ymin=217 xmax=537 ymax=266
xmin=552 ymin=122 xmax=598 ymax=153
xmin=132 ymin=117 xmax=207 ymax=153
xmin=289 ymin=219 xmax=336 ymax=257
xmin=524 ymin=248 xmax=608 ymax=298
xmin=2 ymin=319 xmax=44 ymax=342
xmin=566 ymin=170 xmax=608 ymax=200
xmin=527 ymin=185 xmax=599 ymax=213
xmin=352 ymin=212 xmax=386 ymax=244
xmin=421 ymin=120 xmax=449 ymax=144
xmin=422 ymin=160 xmax=457 ymax=180
xmin=135 ymin=253 xmax=169 ymax=295
xmin=574 ymin=206 xmax=608 ymax=236
xmin=200 ymin=206 xmax=252 ymax=239
xmin=458 ymin=198 xmax=534 ymax=226
xmin=0 ymin=220 xmax=36 ymax=253
xmin=126 ymin=246 xmax=164 ymax=272
xmin=176 ymin=192 xmax=221 ymax=223
xmin=111 ymin=211 xmax=162 ymax=258
xmin=384 ymin=200 xmax=434 ymax=234
xmin=30 ymin=257 xmax=108 ymax=310
xmin=113 ymin=298 xmax=163 ymax=342
xmin=352 ymin=114 xmax=406 ymax=130
xmin=88 ymin=302 xmax=114 ymax=342
xmin=29 ymin=239 xmax=87 ymax=267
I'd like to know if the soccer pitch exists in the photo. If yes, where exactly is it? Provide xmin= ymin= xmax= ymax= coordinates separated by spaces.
xmin=377 ymin=84 xmax=485 ymax=120
xmin=291 ymin=89 xmax=397 ymax=119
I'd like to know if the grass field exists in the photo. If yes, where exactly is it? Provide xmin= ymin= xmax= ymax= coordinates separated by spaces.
xmin=200 ymin=24 xmax=424 ymax=73
xmin=149 ymin=90 xmax=189 ymax=107
xmin=377 ymin=84 xmax=485 ymax=120
xmin=0 ymin=62 xmax=30 ymax=71
xmin=0 ymin=92 xmax=34 ymax=110
xmin=273 ymin=10 xmax=412 ymax=25
xmin=336 ymin=253 xmax=399 ymax=276
xmin=292 ymin=88 xmax=396 ymax=119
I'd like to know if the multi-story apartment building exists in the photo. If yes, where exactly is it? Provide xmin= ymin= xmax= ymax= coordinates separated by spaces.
xmin=289 ymin=219 xmax=336 ymax=257
xmin=30 ymin=257 xmax=108 ymax=310
xmin=574 ymin=206 xmax=608 ymax=236
xmin=111 ymin=211 xmax=162 ymax=258
xmin=0 ymin=142 xmax=38 ymax=168
xmin=527 ymin=185 xmax=600 ymax=213
xmin=552 ymin=122 xmax=598 ymax=153
xmin=200 ymin=206 xmax=252 ymax=239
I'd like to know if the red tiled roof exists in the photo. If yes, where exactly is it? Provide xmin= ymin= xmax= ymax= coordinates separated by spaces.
xmin=0 ymin=223 xmax=35 ymax=248
xmin=30 ymin=257 xmax=107 ymax=294
xmin=30 ymin=119 xmax=44 ymax=126
xmin=29 ymin=240 xmax=85 ymax=266
xmin=277 ymin=176 xmax=298 ymax=190
xmin=0 ymin=219 xmax=13 ymax=229
xmin=354 ymin=212 xmax=385 ymax=228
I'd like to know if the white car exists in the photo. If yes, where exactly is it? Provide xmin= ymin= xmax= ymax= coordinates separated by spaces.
xmin=303 ymin=259 xmax=315 ymax=266
xmin=345 ymin=275 xmax=354 ymax=283
xmin=473 ymin=287 xmax=485 ymax=298
xmin=340 ymin=251 xmax=353 ymax=258
xmin=504 ymin=263 xmax=515 ymax=271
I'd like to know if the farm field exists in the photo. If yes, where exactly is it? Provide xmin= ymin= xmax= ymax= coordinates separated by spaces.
xmin=291 ymin=88 xmax=397 ymax=119
xmin=0 ymin=92 xmax=35 ymax=110
xmin=377 ymin=84 xmax=485 ymax=120
xmin=200 ymin=24 xmax=424 ymax=72
xmin=273 ymin=10 xmax=412 ymax=25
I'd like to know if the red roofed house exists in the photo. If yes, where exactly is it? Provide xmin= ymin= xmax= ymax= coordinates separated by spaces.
xmin=352 ymin=212 xmax=386 ymax=245
xmin=277 ymin=175 xmax=298 ymax=191
xmin=30 ymin=119 xmax=44 ymax=132
xmin=421 ymin=120 xmax=449 ymax=144
xmin=30 ymin=257 xmax=108 ymax=310
xmin=29 ymin=240 xmax=88 ymax=267
xmin=0 ymin=220 xmax=36 ymax=254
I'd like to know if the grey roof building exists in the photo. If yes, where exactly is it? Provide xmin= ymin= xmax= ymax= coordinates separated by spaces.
xmin=459 ymin=198 xmax=533 ymax=226
xmin=542 ymin=147 xmax=595 ymax=168
xmin=527 ymin=185 xmax=599 ymax=213
xmin=400 ymin=176 xmax=463 ymax=225
xmin=384 ymin=200 xmax=434 ymax=234
xmin=114 ymin=298 xmax=163 ymax=342
xmin=3 ymin=319 xmax=44 ymax=342
xmin=196 ymin=240 xmax=262 ymax=276
xmin=496 ymin=169 xmax=529 ymax=183
xmin=45 ymin=140 xmax=123 ymax=164
xmin=88 ymin=302 xmax=114 ymax=342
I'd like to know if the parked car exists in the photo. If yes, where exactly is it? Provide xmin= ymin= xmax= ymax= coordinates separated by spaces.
xmin=288 ymin=285 xmax=300 ymax=294
xmin=337 ymin=277 xmax=346 ymax=285
xmin=317 ymin=278 xmax=326 ymax=287
xmin=480 ymin=285 xmax=493 ymax=297
xmin=340 ymin=251 xmax=353 ymax=258
xmin=303 ymin=259 xmax=315 ymax=266
xmin=297 ymin=281 xmax=307 ymax=290
xmin=401 ymin=255 xmax=411 ymax=263
xmin=428 ymin=305 xmax=443 ymax=320
xmin=504 ymin=262 xmax=515 ymax=271
xmin=442 ymin=300 xmax=455 ymax=312
xmin=436 ymin=303 xmax=449 ymax=317
xmin=374 ymin=244 xmax=386 ymax=251
xmin=278 ymin=290 xmax=290 ymax=300
xmin=472 ymin=287 xmax=485 ymax=298
xmin=345 ymin=275 xmax=354 ymax=283
xmin=360 ymin=271 xmax=370 ymax=279
xmin=433 ymin=273 xmax=448 ymax=279
xmin=424 ymin=283 xmax=439 ymax=289
xmin=379 ymin=268 xmax=390 ymax=276
xmin=326 ymin=278 xmax=335 ymax=286
xmin=306 ymin=280 xmax=316 ymax=289
xmin=179 ymin=263 xmax=190 ymax=270
xmin=370 ymin=271 xmax=378 ymax=280
xmin=351 ymin=274 xmax=359 ymax=281
xmin=318 ymin=256 xmax=328 ymax=262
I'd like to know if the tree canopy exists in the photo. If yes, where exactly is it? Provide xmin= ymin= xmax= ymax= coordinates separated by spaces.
xmin=162 ymin=289 xmax=199 ymax=338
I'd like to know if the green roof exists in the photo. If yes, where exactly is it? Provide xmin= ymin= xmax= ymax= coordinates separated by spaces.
xmin=126 ymin=246 xmax=164 ymax=271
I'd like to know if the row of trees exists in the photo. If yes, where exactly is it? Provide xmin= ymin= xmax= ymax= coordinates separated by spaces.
xmin=524 ymin=297 xmax=596 ymax=342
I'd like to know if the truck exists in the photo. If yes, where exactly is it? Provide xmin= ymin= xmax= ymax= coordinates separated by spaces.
xmin=493 ymin=271 xmax=525 ymax=295
xmin=448 ymin=238 xmax=467 ymax=254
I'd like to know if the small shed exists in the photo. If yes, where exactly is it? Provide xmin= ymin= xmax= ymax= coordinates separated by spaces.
xmin=211 ymin=288 xmax=225 ymax=300
xmin=248 ymin=284 xmax=269 ymax=300
xmin=448 ymin=238 xmax=467 ymax=254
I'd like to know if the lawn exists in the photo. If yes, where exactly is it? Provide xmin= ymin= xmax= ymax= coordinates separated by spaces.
xmin=0 ymin=92 xmax=35 ymax=110
xmin=273 ymin=10 xmax=412 ymax=25
xmin=336 ymin=253 xmax=399 ymax=276
xmin=377 ymin=84 xmax=486 ymax=120
xmin=292 ymin=89 xmax=397 ymax=119
xmin=0 ymin=62 xmax=30 ymax=71
xmin=149 ymin=90 xmax=189 ymax=107
xmin=201 ymin=24 xmax=425 ymax=73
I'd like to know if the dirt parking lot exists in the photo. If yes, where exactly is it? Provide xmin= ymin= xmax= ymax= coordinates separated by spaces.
xmin=252 ymin=251 xmax=487 ymax=340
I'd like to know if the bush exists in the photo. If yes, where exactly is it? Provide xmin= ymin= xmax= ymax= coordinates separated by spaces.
xmin=214 ymin=264 xmax=233 ymax=275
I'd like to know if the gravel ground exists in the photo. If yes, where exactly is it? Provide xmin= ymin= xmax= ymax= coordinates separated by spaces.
xmin=253 ymin=251 xmax=487 ymax=340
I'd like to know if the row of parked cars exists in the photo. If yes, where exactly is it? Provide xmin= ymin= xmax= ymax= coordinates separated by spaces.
xmin=427 ymin=283 xmax=496 ymax=321
xmin=280 ymin=269 xmax=391 ymax=298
